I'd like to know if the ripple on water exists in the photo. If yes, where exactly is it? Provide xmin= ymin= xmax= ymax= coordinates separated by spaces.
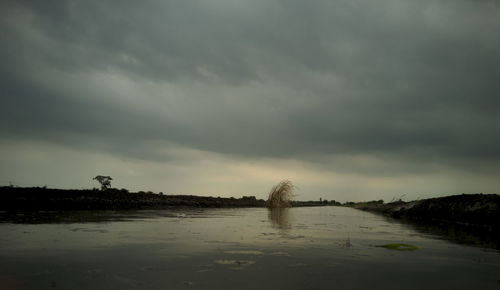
xmin=214 ymin=259 xmax=256 ymax=269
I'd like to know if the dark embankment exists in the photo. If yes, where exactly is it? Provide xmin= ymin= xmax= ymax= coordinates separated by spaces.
xmin=354 ymin=194 xmax=500 ymax=249
xmin=0 ymin=186 xmax=266 ymax=210
xmin=354 ymin=194 xmax=500 ymax=226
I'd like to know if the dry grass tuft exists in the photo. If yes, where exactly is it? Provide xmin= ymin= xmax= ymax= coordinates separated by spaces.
xmin=266 ymin=180 xmax=295 ymax=208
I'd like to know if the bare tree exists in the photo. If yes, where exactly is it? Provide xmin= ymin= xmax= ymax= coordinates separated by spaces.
xmin=93 ymin=175 xmax=113 ymax=190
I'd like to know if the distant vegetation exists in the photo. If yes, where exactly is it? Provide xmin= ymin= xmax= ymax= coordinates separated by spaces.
xmin=342 ymin=199 xmax=385 ymax=207
xmin=0 ymin=186 xmax=266 ymax=210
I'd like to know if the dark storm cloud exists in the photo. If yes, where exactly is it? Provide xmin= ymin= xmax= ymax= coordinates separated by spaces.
xmin=1 ymin=0 xmax=500 ymax=174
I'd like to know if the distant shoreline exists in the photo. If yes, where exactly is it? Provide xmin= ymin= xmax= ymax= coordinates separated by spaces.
xmin=0 ymin=186 xmax=328 ymax=211
xmin=2 ymin=186 xmax=499 ymax=227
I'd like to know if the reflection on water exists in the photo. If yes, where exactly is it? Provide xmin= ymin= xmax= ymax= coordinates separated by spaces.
xmin=268 ymin=208 xmax=291 ymax=230
xmin=1 ymin=207 xmax=499 ymax=290
xmin=404 ymin=219 xmax=500 ymax=250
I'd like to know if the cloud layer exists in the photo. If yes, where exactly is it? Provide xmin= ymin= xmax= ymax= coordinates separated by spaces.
xmin=1 ymin=0 xmax=499 ymax=200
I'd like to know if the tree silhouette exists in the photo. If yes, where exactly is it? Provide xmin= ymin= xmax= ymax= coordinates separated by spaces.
xmin=93 ymin=175 xmax=113 ymax=190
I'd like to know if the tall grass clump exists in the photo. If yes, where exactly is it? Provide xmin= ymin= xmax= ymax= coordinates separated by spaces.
xmin=266 ymin=180 xmax=295 ymax=208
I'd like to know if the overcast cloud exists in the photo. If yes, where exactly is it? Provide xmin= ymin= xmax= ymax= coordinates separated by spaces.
xmin=1 ymin=0 xmax=499 ymax=201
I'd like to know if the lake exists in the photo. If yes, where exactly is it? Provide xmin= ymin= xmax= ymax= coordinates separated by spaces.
xmin=0 ymin=206 xmax=499 ymax=289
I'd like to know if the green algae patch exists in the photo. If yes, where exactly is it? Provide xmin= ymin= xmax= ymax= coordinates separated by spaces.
xmin=376 ymin=243 xmax=419 ymax=251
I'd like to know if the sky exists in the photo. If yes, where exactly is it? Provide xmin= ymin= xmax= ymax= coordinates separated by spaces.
xmin=1 ymin=0 xmax=499 ymax=202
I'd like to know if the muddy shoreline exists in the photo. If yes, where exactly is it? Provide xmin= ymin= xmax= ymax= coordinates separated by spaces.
xmin=353 ymin=194 xmax=500 ymax=227
xmin=353 ymin=194 xmax=500 ymax=249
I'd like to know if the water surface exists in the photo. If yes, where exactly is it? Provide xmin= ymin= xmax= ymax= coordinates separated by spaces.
xmin=1 ymin=207 xmax=499 ymax=289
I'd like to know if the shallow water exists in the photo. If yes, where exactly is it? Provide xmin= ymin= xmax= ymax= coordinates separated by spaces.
xmin=0 ymin=207 xmax=499 ymax=289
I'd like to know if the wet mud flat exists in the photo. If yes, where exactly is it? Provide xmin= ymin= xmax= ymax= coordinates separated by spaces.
xmin=354 ymin=194 xmax=500 ymax=249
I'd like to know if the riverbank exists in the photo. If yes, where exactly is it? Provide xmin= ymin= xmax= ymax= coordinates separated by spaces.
xmin=0 ymin=186 xmax=329 ymax=211
xmin=352 ymin=194 xmax=500 ymax=228
xmin=352 ymin=194 xmax=500 ymax=249
xmin=0 ymin=186 xmax=267 ymax=210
